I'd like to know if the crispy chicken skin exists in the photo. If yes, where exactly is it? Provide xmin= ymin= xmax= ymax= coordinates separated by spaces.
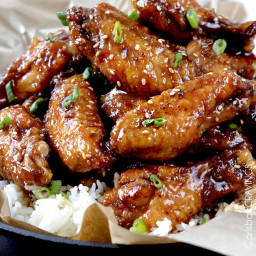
xmin=0 ymin=105 xmax=52 ymax=189
xmin=187 ymin=126 xmax=253 ymax=154
xmin=44 ymin=74 xmax=114 ymax=173
xmin=110 ymin=71 xmax=254 ymax=160
xmin=187 ymin=37 xmax=256 ymax=80
xmin=132 ymin=0 xmax=256 ymax=52
xmin=103 ymin=148 xmax=256 ymax=231
xmin=100 ymin=87 xmax=147 ymax=122
xmin=0 ymin=31 xmax=77 ymax=108
xmin=66 ymin=4 xmax=198 ymax=97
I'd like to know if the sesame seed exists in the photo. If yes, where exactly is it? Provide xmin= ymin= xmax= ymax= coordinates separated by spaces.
xmin=240 ymin=119 xmax=244 ymax=124
xmin=235 ymin=131 xmax=240 ymax=137
xmin=215 ymin=117 xmax=219 ymax=122
xmin=102 ymin=35 xmax=108 ymax=39
xmin=177 ymin=2 xmax=180 ymax=7
xmin=95 ymin=52 xmax=100 ymax=57
xmin=88 ymin=87 xmax=94 ymax=91
xmin=158 ymin=39 xmax=165 ymax=44
xmin=109 ymin=54 xmax=114 ymax=60
xmin=149 ymin=52 xmax=153 ymax=57
xmin=181 ymin=6 xmax=185 ymax=11
xmin=142 ymin=130 xmax=150 ymax=134
xmin=202 ymin=45 xmax=208 ymax=48
xmin=157 ymin=5 xmax=162 ymax=11
xmin=217 ymin=105 xmax=223 ymax=111
xmin=89 ymin=100 xmax=94 ymax=104
xmin=182 ymin=52 xmax=187 ymax=56
xmin=85 ymin=154 xmax=92 ymax=158
xmin=146 ymin=64 xmax=150 ymax=69
xmin=193 ymin=53 xmax=198 ymax=57
xmin=213 ymin=17 xmax=218 ymax=22
xmin=173 ymin=88 xmax=180 ymax=92
xmin=110 ymin=70 xmax=115 ymax=75
xmin=117 ymin=81 xmax=121 ymax=87
xmin=169 ymin=68 xmax=174 ymax=73
xmin=93 ymin=42 xmax=100 ymax=48
xmin=135 ymin=44 xmax=140 ymax=50
xmin=142 ymin=78 xmax=146 ymax=85
xmin=233 ymin=100 xmax=237 ymax=105
xmin=147 ymin=100 xmax=153 ymax=104
xmin=170 ymin=90 xmax=176 ymax=96
xmin=105 ymin=11 xmax=110 ymax=14
xmin=89 ymin=14 xmax=94 ymax=20
xmin=145 ymin=113 xmax=151 ymax=118
xmin=241 ymin=78 xmax=246 ymax=82
xmin=234 ymin=164 xmax=240 ymax=169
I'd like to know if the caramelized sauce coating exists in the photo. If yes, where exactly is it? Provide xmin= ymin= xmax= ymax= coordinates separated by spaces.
xmin=44 ymin=74 xmax=114 ymax=173
xmin=66 ymin=3 xmax=198 ymax=97
xmin=110 ymin=71 xmax=254 ymax=160
xmin=187 ymin=36 xmax=256 ymax=80
xmin=0 ymin=31 xmax=77 ymax=108
xmin=103 ymin=148 xmax=256 ymax=231
xmin=0 ymin=105 xmax=52 ymax=189
xmin=100 ymin=87 xmax=147 ymax=122
xmin=132 ymin=0 xmax=256 ymax=52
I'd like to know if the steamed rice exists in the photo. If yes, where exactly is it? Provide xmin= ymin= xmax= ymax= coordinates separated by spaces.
xmin=0 ymin=179 xmax=256 ymax=238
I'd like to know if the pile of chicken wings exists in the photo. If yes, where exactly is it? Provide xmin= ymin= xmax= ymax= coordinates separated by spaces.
xmin=1 ymin=0 xmax=256 ymax=233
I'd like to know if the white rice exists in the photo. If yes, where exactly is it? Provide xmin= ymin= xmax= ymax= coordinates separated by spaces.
xmin=0 ymin=180 xmax=108 ymax=237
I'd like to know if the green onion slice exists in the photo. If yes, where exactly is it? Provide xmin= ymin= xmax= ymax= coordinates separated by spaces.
xmin=56 ymin=12 xmax=69 ymax=26
xmin=30 ymin=98 xmax=44 ymax=115
xmin=62 ymin=193 xmax=69 ymax=200
xmin=150 ymin=174 xmax=163 ymax=189
xmin=5 ymin=81 xmax=15 ymax=103
xmin=35 ymin=187 xmax=51 ymax=200
xmin=228 ymin=123 xmax=238 ymax=129
xmin=200 ymin=217 xmax=209 ymax=225
xmin=49 ymin=180 xmax=62 ymax=195
xmin=131 ymin=219 xmax=147 ymax=233
xmin=173 ymin=52 xmax=183 ymax=68
xmin=212 ymin=39 xmax=227 ymax=55
xmin=0 ymin=117 xmax=11 ymax=130
xmin=153 ymin=118 xmax=167 ymax=127
xmin=142 ymin=118 xmax=167 ymax=127
xmin=186 ymin=8 xmax=200 ymax=29
xmin=114 ymin=21 xmax=122 ymax=43
xmin=83 ymin=67 xmax=93 ymax=80
xmin=127 ymin=10 xmax=140 ymax=20
xmin=62 ymin=87 xmax=79 ymax=108
xmin=44 ymin=34 xmax=59 ymax=43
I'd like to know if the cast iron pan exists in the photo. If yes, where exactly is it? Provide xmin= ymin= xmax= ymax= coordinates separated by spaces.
xmin=0 ymin=222 xmax=223 ymax=255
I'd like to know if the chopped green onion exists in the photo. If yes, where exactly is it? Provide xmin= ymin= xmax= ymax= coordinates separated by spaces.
xmin=127 ymin=10 xmax=140 ymax=20
xmin=35 ymin=187 xmax=51 ymax=200
xmin=142 ymin=119 xmax=154 ymax=126
xmin=131 ymin=219 xmax=147 ymax=233
xmin=212 ymin=39 xmax=227 ymax=55
xmin=44 ymin=34 xmax=59 ymax=43
xmin=228 ymin=123 xmax=238 ymax=129
xmin=5 ymin=81 xmax=15 ymax=103
xmin=49 ymin=180 xmax=62 ymax=195
xmin=30 ymin=98 xmax=44 ymax=115
xmin=62 ymin=193 xmax=69 ymax=200
xmin=62 ymin=87 xmax=79 ymax=108
xmin=152 ymin=118 xmax=167 ymax=127
xmin=150 ymin=174 xmax=163 ymax=189
xmin=83 ymin=67 xmax=93 ymax=80
xmin=142 ymin=118 xmax=167 ymax=127
xmin=56 ymin=12 xmax=69 ymax=26
xmin=0 ymin=117 xmax=11 ymax=130
xmin=186 ymin=8 xmax=200 ymax=29
xmin=114 ymin=21 xmax=122 ymax=43
xmin=173 ymin=53 xmax=183 ymax=68
xmin=200 ymin=217 xmax=209 ymax=225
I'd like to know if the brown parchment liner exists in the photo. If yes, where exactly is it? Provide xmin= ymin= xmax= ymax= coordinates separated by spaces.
xmin=0 ymin=0 xmax=255 ymax=255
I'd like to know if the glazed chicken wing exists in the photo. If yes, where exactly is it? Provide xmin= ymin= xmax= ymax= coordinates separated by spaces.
xmin=110 ymin=71 xmax=254 ymax=160
xmin=66 ymin=3 xmax=198 ymax=97
xmin=44 ymin=74 xmax=114 ymax=173
xmin=104 ymin=148 xmax=256 ymax=231
xmin=186 ymin=36 xmax=256 ymax=80
xmin=0 ymin=105 xmax=52 ymax=189
xmin=100 ymin=87 xmax=147 ymax=122
xmin=0 ymin=31 xmax=78 ymax=108
xmin=132 ymin=0 xmax=256 ymax=52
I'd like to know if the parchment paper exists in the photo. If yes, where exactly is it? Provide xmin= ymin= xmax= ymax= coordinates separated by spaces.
xmin=0 ymin=1 xmax=255 ymax=255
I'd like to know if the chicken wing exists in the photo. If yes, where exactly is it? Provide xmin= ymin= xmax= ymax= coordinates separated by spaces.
xmin=0 ymin=105 xmax=52 ymax=189
xmin=110 ymin=71 xmax=254 ymax=160
xmin=66 ymin=3 xmax=199 ymax=97
xmin=0 ymin=31 xmax=78 ymax=108
xmin=103 ymin=148 xmax=256 ymax=231
xmin=44 ymin=74 xmax=114 ymax=173
xmin=100 ymin=87 xmax=147 ymax=122
xmin=132 ymin=0 xmax=256 ymax=52
xmin=186 ymin=36 xmax=256 ymax=80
